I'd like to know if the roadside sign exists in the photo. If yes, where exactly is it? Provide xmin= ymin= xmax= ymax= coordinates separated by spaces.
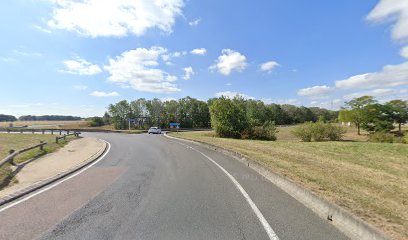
xmin=169 ymin=123 xmax=180 ymax=129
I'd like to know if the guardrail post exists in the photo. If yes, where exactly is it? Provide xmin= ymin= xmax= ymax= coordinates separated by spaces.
xmin=67 ymin=130 xmax=70 ymax=135
xmin=63 ymin=135 xmax=66 ymax=140
xmin=20 ymin=129 xmax=23 ymax=134
xmin=51 ymin=130 xmax=54 ymax=135
xmin=32 ymin=129 xmax=34 ymax=134
xmin=40 ymin=141 xmax=44 ymax=150
xmin=59 ymin=130 xmax=62 ymax=135
xmin=56 ymin=137 xmax=59 ymax=143
xmin=7 ymin=129 xmax=10 ymax=133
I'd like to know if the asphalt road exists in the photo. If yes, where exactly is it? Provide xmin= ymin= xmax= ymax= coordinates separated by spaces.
xmin=0 ymin=133 xmax=350 ymax=240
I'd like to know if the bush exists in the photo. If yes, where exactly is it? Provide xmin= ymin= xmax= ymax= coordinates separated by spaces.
xmin=243 ymin=121 xmax=278 ymax=141
xmin=325 ymin=124 xmax=346 ymax=141
xmin=368 ymin=132 xmax=395 ymax=143
xmin=89 ymin=117 xmax=105 ymax=127
xmin=292 ymin=122 xmax=313 ymax=142
xmin=311 ymin=122 xmax=327 ymax=141
xmin=292 ymin=122 xmax=346 ymax=142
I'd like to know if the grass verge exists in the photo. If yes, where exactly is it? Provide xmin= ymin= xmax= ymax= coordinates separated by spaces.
xmin=0 ymin=133 xmax=78 ymax=190
xmin=169 ymin=130 xmax=408 ymax=240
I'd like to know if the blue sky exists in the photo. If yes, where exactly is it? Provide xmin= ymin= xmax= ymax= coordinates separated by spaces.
xmin=1 ymin=0 xmax=407 ymax=117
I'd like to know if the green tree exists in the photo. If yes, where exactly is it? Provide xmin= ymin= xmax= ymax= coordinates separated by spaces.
xmin=210 ymin=97 xmax=248 ymax=138
xmin=108 ymin=100 xmax=131 ymax=129
xmin=345 ymin=96 xmax=377 ymax=135
xmin=386 ymin=99 xmax=408 ymax=134
xmin=362 ymin=103 xmax=394 ymax=133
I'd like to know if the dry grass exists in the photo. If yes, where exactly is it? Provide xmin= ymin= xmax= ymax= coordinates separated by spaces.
xmin=170 ymin=130 xmax=408 ymax=240
xmin=0 ymin=120 xmax=124 ymax=131
xmin=0 ymin=133 xmax=78 ymax=189
xmin=0 ymin=120 xmax=89 ymax=129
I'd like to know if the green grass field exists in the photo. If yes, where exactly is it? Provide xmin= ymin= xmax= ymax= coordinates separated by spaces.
xmin=170 ymin=129 xmax=408 ymax=240
xmin=0 ymin=133 xmax=78 ymax=189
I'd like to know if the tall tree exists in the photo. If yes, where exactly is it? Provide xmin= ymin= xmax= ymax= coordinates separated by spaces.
xmin=345 ymin=96 xmax=377 ymax=135
xmin=386 ymin=99 xmax=408 ymax=134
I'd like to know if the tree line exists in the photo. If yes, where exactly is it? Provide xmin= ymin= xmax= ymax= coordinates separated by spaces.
xmin=0 ymin=115 xmax=82 ymax=122
xmin=339 ymin=96 xmax=408 ymax=135
xmin=0 ymin=114 xmax=17 ymax=122
xmin=105 ymin=96 xmax=338 ymax=130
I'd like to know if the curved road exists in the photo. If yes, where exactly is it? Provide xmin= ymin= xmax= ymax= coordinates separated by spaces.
xmin=0 ymin=133 xmax=349 ymax=240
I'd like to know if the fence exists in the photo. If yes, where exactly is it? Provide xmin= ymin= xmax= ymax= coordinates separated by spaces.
xmin=55 ymin=132 xmax=80 ymax=143
xmin=1 ymin=128 xmax=77 ymax=135
xmin=0 ymin=142 xmax=47 ymax=168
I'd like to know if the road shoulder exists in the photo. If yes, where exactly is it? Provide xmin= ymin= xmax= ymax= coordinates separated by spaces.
xmin=164 ymin=132 xmax=390 ymax=240
xmin=0 ymin=137 xmax=107 ymax=205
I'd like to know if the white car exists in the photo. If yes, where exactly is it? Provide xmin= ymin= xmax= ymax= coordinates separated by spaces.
xmin=148 ymin=127 xmax=162 ymax=134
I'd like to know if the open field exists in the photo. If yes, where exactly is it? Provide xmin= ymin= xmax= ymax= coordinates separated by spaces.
xmin=0 ymin=120 xmax=90 ymax=129
xmin=0 ymin=133 xmax=78 ymax=189
xmin=169 ymin=130 xmax=408 ymax=240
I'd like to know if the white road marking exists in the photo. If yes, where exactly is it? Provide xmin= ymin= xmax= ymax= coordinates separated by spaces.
xmin=0 ymin=141 xmax=111 ymax=213
xmin=167 ymin=136 xmax=280 ymax=240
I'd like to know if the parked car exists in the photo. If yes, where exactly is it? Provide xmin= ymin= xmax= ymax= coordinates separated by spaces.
xmin=148 ymin=127 xmax=161 ymax=134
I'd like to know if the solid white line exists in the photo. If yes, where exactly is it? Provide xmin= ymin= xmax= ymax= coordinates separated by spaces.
xmin=0 ymin=141 xmax=111 ymax=213
xmin=170 ymin=139 xmax=280 ymax=240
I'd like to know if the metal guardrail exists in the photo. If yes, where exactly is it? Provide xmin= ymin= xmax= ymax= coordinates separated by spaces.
xmin=0 ymin=142 xmax=47 ymax=168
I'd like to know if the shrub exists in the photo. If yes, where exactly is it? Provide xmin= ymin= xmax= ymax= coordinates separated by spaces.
xmin=368 ymin=132 xmax=395 ymax=143
xmin=311 ymin=122 xmax=327 ymax=141
xmin=292 ymin=122 xmax=313 ymax=142
xmin=243 ymin=121 xmax=278 ymax=141
xmin=292 ymin=122 xmax=346 ymax=142
xmin=89 ymin=117 xmax=105 ymax=127
xmin=325 ymin=124 xmax=346 ymax=141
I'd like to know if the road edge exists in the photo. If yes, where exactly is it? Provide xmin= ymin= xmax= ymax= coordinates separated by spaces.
xmin=0 ymin=139 xmax=108 ymax=207
xmin=163 ymin=132 xmax=391 ymax=240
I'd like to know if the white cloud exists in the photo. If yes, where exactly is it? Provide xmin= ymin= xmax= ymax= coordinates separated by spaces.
xmin=33 ymin=25 xmax=52 ymax=34
xmin=61 ymin=58 xmax=102 ymax=75
xmin=104 ymin=46 xmax=181 ymax=93
xmin=366 ymin=0 xmax=408 ymax=41
xmin=173 ymin=51 xmax=187 ymax=57
xmin=335 ymin=61 xmax=408 ymax=89
xmin=12 ymin=49 xmax=42 ymax=57
xmin=297 ymin=85 xmax=332 ymax=96
xmin=260 ymin=61 xmax=280 ymax=73
xmin=401 ymin=46 xmax=408 ymax=58
xmin=215 ymin=91 xmax=255 ymax=100
xmin=48 ymin=0 xmax=184 ymax=38
xmin=225 ymin=83 xmax=232 ymax=86
xmin=161 ymin=97 xmax=177 ymax=102
xmin=210 ymin=49 xmax=247 ymax=75
xmin=190 ymin=48 xmax=207 ymax=56
xmin=343 ymin=88 xmax=398 ymax=100
xmin=309 ymin=99 xmax=344 ymax=110
xmin=90 ymin=91 xmax=119 ymax=97
xmin=0 ymin=57 xmax=16 ymax=63
xmin=183 ymin=66 xmax=194 ymax=80
xmin=74 ymin=85 xmax=88 ymax=90
xmin=188 ymin=19 xmax=201 ymax=26
xmin=262 ymin=98 xmax=300 ymax=105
